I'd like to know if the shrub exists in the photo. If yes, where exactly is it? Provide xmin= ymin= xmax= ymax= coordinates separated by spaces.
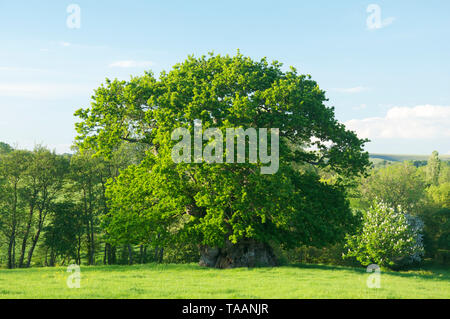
xmin=282 ymin=243 xmax=360 ymax=267
xmin=344 ymin=202 xmax=424 ymax=269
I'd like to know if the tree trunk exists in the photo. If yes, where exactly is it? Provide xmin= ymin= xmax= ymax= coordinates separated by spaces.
xmin=7 ymin=231 xmax=15 ymax=269
xmin=25 ymin=209 xmax=47 ymax=268
xmin=25 ymin=228 xmax=41 ymax=267
xmin=44 ymin=247 xmax=49 ymax=266
xmin=76 ymin=234 xmax=82 ymax=265
xmin=154 ymin=245 xmax=159 ymax=262
xmin=199 ymin=240 xmax=277 ymax=268
xmin=26 ymin=198 xmax=49 ymax=267
xmin=7 ymin=182 xmax=18 ymax=269
xmin=143 ymin=246 xmax=147 ymax=263
xmin=128 ymin=244 xmax=133 ymax=265
xmin=18 ymin=205 xmax=34 ymax=268
xmin=49 ymin=247 xmax=56 ymax=267
xmin=86 ymin=220 xmax=95 ymax=265
xmin=103 ymin=244 xmax=106 ymax=264
xmin=139 ymin=245 xmax=143 ymax=263
xmin=158 ymin=247 xmax=164 ymax=263
xmin=111 ymin=246 xmax=116 ymax=264
xmin=89 ymin=219 xmax=95 ymax=265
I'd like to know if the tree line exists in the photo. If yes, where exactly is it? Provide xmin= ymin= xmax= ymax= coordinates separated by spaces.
xmin=1 ymin=141 xmax=447 ymax=269
xmin=1 ymin=53 xmax=448 ymax=270
xmin=289 ymin=151 xmax=449 ymax=268
xmin=0 ymin=142 xmax=168 ymax=268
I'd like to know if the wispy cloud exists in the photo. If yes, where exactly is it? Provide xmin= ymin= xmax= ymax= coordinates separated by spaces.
xmin=109 ymin=60 xmax=155 ymax=68
xmin=56 ymin=41 xmax=106 ymax=50
xmin=0 ymin=83 xmax=94 ymax=99
xmin=0 ymin=66 xmax=48 ymax=72
xmin=332 ymin=86 xmax=369 ymax=94
xmin=344 ymin=104 xmax=450 ymax=139
xmin=352 ymin=103 xmax=367 ymax=110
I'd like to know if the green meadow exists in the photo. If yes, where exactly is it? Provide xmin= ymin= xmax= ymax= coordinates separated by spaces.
xmin=0 ymin=263 xmax=448 ymax=299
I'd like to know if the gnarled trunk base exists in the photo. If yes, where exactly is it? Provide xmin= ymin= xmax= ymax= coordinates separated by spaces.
xmin=199 ymin=240 xmax=277 ymax=268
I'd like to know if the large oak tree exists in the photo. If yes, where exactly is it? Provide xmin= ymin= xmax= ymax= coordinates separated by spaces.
xmin=75 ymin=53 xmax=369 ymax=267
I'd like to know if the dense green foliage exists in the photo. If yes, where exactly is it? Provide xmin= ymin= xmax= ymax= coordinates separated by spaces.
xmin=0 ymin=146 xmax=447 ymax=270
xmin=74 ymin=53 xmax=369 ymax=263
xmin=0 ymin=143 xmax=170 ymax=268
xmin=357 ymin=162 xmax=426 ymax=214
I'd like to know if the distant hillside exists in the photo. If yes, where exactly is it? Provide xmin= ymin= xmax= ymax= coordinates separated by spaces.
xmin=369 ymin=153 xmax=450 ymax=162
xmin=369 ymin=153 xmax=450 ymax=169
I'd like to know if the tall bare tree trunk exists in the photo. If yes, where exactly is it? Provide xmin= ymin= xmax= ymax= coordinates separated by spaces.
xmin=7 ymin=183 xmax=18 ymax=269
xmin=103 ymin=243 xmax=107 ymax=265
xmin=26 ymin=227 xmax=41 ymax=267
xmin=18 ymin=204 xmax=35 ymax=268
xmin=7 ymin=231 xmax=15 ymax=269
xmin=26 ymin=205 xmax=48 ymax=268
xmin=128 ymin=244 xmax=133 ymax=265
xmin=158 ymin=247 xmax=164 ymax=263
xmin=76 ymin=234 xmax=82 ymax=265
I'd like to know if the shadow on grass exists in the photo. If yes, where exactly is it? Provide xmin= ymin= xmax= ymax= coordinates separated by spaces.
xmin=287 ymin=262 xmax=450 ymax=282
xmin=78 ymin=262 xmax=202 ymax=273
xmin=3 ymin=261 xmax=447 ymax=284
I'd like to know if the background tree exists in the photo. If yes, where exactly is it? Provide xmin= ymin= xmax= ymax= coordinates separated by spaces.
xmin=421 ymin=182 xmax=450 ymax=262
xmin=345 ymin=202 xmax=424 ymax=269
xmin=358 ymin=162 xmax=426 ymax=215
xmin=0 ymin=142 xmax=13 ymax=155
xmin=43 ymin=201 xmax=83 ymax=266
xmin=15 ymin=146 xmax=68 ymax=267
xmin=426 ymin=151 xmax=441 ymax=186
xmin=0 ymin=150 xmax=32 ymax=268
xmin=69 ymin=152 xmax=104 ymax=265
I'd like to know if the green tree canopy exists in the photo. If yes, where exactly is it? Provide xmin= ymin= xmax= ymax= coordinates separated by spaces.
xmin=0 ymin=142 xmax=13 ymax=155
xmin=74 ymin=53 xmax=370 ymax=267
xmin=358 ymin=162 xmax=426 ymax=215
xmin=426 ymin=151 xmax=441 ymax=186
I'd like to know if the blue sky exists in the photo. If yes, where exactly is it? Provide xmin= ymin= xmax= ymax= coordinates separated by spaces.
xmin=0 ymin=0 xmax=449 ymax=154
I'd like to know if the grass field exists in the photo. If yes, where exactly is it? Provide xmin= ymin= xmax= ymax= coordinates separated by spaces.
xmin=0 ymin=263 xmax=449 ymax=299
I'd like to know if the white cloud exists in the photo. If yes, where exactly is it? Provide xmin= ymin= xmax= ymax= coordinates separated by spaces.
xmin=53 ymin=143 xmax=74 ymax=154
xmin=332 ymin=86 xmax=369 ymax=94
xmin=109 ymin=60 xmax=154 ymax=68
xmin=344 ymin=105 xmax=450 ymax=139
xmin=352 ymin=103 xmax=367 ymax=110
xmin=60 ymin=42 xmax=71 ymax=47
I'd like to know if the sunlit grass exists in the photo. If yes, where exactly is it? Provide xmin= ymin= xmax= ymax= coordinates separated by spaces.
xmin=0 ymin=263 xmax=448 ymax=299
